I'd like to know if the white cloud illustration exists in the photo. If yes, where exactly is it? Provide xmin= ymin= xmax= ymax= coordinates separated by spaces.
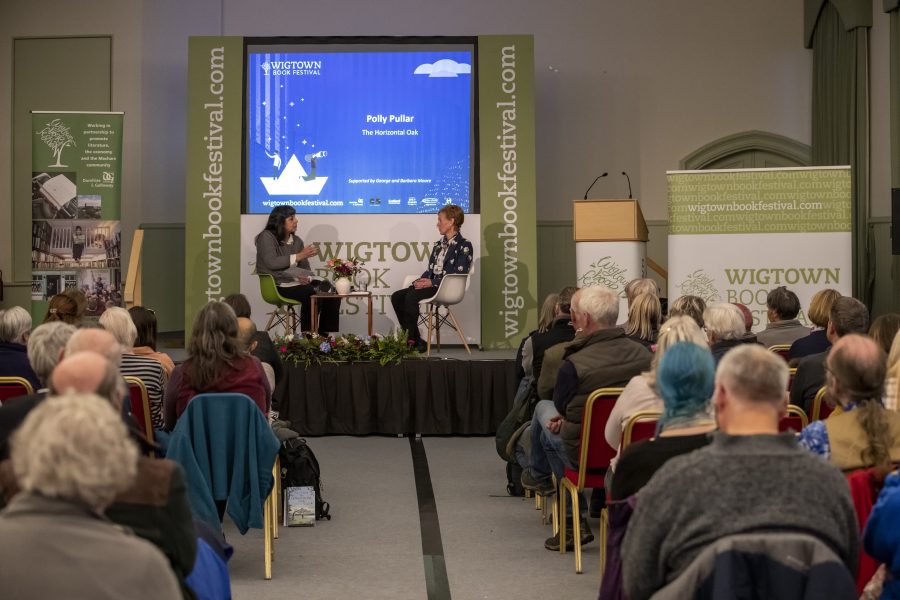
xmin=413 ymin=59 xmax=472 ymax=78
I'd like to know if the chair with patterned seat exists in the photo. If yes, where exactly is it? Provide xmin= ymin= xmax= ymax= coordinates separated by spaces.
xmin=559 ymin=387 xmax=623 ymax=574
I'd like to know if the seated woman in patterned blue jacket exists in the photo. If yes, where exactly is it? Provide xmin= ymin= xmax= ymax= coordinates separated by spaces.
xmin=391 ymin=204 xmax=473 ymax=352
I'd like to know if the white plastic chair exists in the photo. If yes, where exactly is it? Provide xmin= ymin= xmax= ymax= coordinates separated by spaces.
xmin=417 ymin=273 xmax=471 ymax=356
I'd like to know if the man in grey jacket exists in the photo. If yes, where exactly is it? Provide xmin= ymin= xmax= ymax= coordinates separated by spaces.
xmin=621 ymin=345 xmax=858 ymax=600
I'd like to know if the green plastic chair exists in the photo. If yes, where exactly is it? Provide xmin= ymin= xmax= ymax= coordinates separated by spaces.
xmin=257 ymin=273 xmax=301 ymax=335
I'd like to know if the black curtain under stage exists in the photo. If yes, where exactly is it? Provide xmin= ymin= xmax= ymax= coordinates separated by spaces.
xmin=277 ymin=358 xmax=517 ymax=435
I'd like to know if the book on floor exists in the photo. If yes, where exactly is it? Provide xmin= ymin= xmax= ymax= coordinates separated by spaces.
xmin=284 ymin=486 xmax=316 ymax=526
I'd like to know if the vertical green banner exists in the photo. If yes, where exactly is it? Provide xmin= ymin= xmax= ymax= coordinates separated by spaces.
xmin=31 ymin=112 xmax=123 ymax=319
xmin=185 ymin=37 xmax=244 ymax=331
xmin=477 ymin=35 xmax=538 ymax=348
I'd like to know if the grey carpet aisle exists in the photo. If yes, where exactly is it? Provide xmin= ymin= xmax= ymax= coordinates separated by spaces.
xmin=224 ymin=436 xmax=601 ymax=599
xmin=425 ymin=437 xmax=602 ymax=599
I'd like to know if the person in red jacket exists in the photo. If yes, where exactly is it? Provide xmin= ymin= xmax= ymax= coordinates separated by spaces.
xmin=164 ymin=302 xmax=270 ymax=430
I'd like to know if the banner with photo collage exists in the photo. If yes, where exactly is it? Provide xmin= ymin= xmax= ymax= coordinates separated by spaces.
xmin=30 ymin=112 xmax=123 ymax=321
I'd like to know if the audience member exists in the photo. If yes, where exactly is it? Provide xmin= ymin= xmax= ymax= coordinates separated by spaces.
xmin=24 ymin=321 xmax=76 ymax=393
xmin=624 ymin=278 xmax=659 ymax=304
xmin=2 ymin=348 xmax=196 ymax=596
xmin=624 ymin=293 xmax=661 ymax=350
xmin=731 ymin=302 xmax=754 ymax=335
xmin=0 ymin=394 xmax=181 ymax=599
xmin=798 ymin=334 xmax=900 ymax=470
xmin=129 ymin=306 xmax=176 ymax=376
xmin=791 ymin=296 xmax=869 ymax=413
xmin=514 ymin=292 xmax=559 ymax=385
xmin=61 ymin=287 xmax=87 ymax=324
xmin=605 ymin=316 xmax=707 ymax=461
xmin=704 ymin=302 xmax=756 ymax=364
xmin=522 ymin=286 xmax=577 ymax=383
xmin=222 ymin=293 xmax=283 ymax=388
xmin=863 ymin=472 xmax=900 ymax=600
xmin=621 ymin=344 xmax=858 ymax=600
xmin=237 ymin=317 xmax=276 ymax=394
xmin=0 ymin=322 xmax=76 ymax=461
xmin=756 ymin=286 xmax=809 ymax=347
xmin=0 ymin=306 xmax=40 ymax=390
xmin=789 ymin=288 xmax=841 ymax=360
xmin=619 ymin=278 xmax=659 ymax=327
xmin=50 ymin=351 xmax=124 ymax=407
xmin=521 ymin=287 xmax=651 ymax=551
xmin=42 ymin=293 xmax=79 ymax=325
xmin=164 ymin=302 xmax=270 ymax=430
xmin=535 ymin=335 xmax=581 ymax=401
xmin=667 ymin=294 xmax=706 ymax=328
xmin=536 ymin=293 xmax=561 ymax=333
xmin=610 ymin=341 xmax=716 ymax=500
xmin=869 ymin=313 xmax=900 ymax=355
xmin=508 ymin=288 xmax=577 ymax=483
xmin=100 ymin=307 xmax=167 ymax=430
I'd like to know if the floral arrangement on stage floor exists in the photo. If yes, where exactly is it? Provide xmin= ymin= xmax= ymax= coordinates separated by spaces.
xmin=324 ymin=257 xmax=364 ymax=281
xmin=276 ymin=330 xmax=420 ymax=367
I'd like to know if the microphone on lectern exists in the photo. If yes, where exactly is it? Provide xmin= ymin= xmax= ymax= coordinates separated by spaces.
xmin=622 ymin=171 xmax=633 ymax=199
xmin=583 ymin=172 xmax=608 ymax=200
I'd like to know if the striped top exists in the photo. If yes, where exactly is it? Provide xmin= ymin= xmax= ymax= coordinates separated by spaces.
xmin=121 ymin=353 xmax=167 ymax=429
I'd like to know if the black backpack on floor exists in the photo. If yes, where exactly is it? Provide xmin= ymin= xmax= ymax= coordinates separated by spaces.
xmin=280 ymin=438 xmax=331 ymax=520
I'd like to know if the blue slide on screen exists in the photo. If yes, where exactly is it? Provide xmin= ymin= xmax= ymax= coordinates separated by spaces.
xmin=246 ymin=50 xmax=473 ymax=214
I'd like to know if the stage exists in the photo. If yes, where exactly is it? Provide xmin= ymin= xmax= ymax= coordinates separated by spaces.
xmin=275 ymin=348 xmax=517 ymax=436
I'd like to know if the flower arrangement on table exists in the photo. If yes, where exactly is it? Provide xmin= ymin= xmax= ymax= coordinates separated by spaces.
xmin=324 ymin=257 xmax=364 ymax=281
xmin=276 ymin=330 xmax=420 ymax=367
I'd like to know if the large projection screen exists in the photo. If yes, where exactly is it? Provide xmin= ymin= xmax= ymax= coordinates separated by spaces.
xmin=244 ymin=39 xmax=476 ymax=215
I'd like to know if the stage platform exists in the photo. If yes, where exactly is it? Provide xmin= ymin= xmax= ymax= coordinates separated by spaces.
xmin=276 ymin=346 xmax=518 ymax=437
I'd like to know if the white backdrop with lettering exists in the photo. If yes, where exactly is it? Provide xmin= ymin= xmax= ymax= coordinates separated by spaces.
xmin=667 ymin=167 xmax=852 ymax=332
xmin=240 ymin=214 xmax=482 ymax=343
xmin=575 ymin=242 xmax=646 ymax=319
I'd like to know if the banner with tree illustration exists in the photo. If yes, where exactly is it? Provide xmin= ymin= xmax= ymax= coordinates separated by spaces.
xmin=667 ymin=166 xmax=852 ymax=331
xmin=31 ymin=112 xmax=123 ymax=319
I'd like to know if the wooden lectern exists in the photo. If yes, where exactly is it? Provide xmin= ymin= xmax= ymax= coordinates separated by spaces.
xmin=573 ymin=199 xmax=649 ymax=311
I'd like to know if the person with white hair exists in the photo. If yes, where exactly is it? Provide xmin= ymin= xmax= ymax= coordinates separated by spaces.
xmin=704 ymin=302 xmax=758 ymax=364
xmin=0 ymin=306 xmax=40 ymax=390
xmin=99 ymin=307 xmax=167 ymax=430
xmin=25 ymin=321 xmax=76 ymax=391
xmin=521 ymin=286 xmax=652 ymax=551
xmin=0 ymin=322 xmax=76 ymax=461
xmin=0 ymin=393 xmax=181 ymax=598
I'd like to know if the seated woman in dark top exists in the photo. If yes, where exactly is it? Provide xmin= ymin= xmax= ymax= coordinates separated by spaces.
xmin=391 ymin=204 xmax=473 ymax=352
xmin=789 ymin=288 xmax=840 ymax=361
xmin=164 ymin=302 xmax=270 ymax=430
xmin=610 ymin=341 xmax=716 ymax=501
xmin=254 ymin=205 xmax=340 ymax=335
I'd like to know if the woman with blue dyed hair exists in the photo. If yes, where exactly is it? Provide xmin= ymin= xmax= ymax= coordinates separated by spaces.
xmin=610 ymin=341 xmax=717 ymax=500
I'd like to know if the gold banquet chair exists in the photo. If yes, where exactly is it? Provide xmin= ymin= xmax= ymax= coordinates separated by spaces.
xmin=0 ymin=376 xmax=34 ymax=403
